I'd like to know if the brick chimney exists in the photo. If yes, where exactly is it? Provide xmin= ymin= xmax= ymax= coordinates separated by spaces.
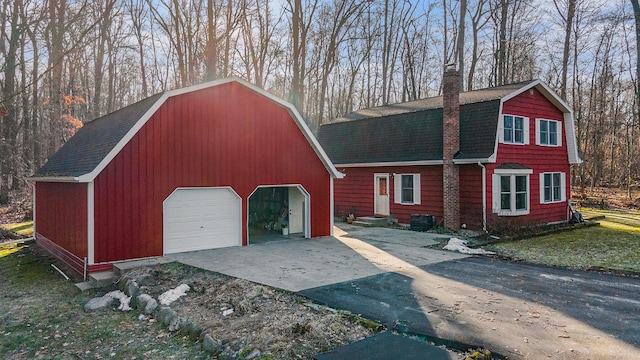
xmin=443 ymin=63 xmax=460 ymax=229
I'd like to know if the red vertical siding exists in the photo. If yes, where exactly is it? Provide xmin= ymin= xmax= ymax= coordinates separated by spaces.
xmin=459 ymin=164 xmax=484 ymax=228
xmin=93 ymin=82 xmax=331 ymax=263
xmin=492 ymin=89 xmax=571 ymax=224
xmin=35 ymin=182 xmax=87 ymax=259
xmin=334 ymin=166 xmax=443 ymax=225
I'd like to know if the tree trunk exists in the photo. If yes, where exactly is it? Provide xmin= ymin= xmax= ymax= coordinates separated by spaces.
xmin=0 ymin=0 xmax=22 ymax=205
xmin=558 ymin=0 xmax=576 ymax=100
xmin=457 ymin=0 xmax=466 ymax=90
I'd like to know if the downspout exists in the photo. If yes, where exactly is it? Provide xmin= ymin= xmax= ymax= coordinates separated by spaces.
xmin=478 ymin=162 xmax=487 ymax=232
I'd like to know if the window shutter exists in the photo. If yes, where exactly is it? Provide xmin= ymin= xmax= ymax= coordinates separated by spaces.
xmin=394 ymin=175 xmax=401 ymax=204
xmin=539 ymin=173 xmax=545 ymax=204
xmin=557 ymin=121 xmax=563 ymax=147
xmin=535 ymin=119 xmax=541 ymax=145
xmin=498 ymin=116 xmax=504 ymax=143
xmin=523 ymin=117 xmax=530 ymax=145
xmin=492 ymin=174 xmax=501 ymax=213
xmin=413 ymin=174 xmax=421 ymax=205
xmin=560 ymin=172 xmax=567 ymax=202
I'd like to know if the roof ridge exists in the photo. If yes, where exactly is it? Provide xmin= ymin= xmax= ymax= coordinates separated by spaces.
xmin=332 ymin=80 xmax=536 ymax=122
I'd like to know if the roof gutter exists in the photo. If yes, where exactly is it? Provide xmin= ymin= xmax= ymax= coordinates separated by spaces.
xmin=453 ymin=158 xmax=491 ymax=165
xmin=26 ymin=176 xmax=82 ymax=183
xmin=336 ymin=160 xmax=443 ymax=168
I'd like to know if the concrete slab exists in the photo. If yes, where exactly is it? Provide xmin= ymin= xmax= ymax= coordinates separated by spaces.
xmin=112 ymin=256 xmax=175 ymax=276
xmin=74 ymin=281 xmax=95 ymax=292
xmin=168 ymin=225 xmax=466 ymax=292
xmin=314 ymin=332 xmax=455 ymax=360
xmin=89 ymin=270 xmax=117 ymax=287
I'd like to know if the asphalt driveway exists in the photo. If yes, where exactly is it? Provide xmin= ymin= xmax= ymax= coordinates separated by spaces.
xmin=169 ymin=224 xmax=640 ymax=359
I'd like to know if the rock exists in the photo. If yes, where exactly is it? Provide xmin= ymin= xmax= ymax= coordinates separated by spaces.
xmin=125 ymin=279 xmax=140 ymax=298
xmin=185 ymin=321 xmax=203 ymax=341
xmin=83 ymin=296 xmax=116 ymax=312
xmin=117 ymin=277 xmax=129 ymax=292
xmin=202 ymin=334 xmax=221 ymax=354
xmin=135 ymin=294 xmax=158 ymax=314
xmin=168 ymin=316 xmax=187 ymax=332
xmin=244 ymin=349 xmax=261 ymax=359
xmin=105 ymin=290 xmax=132 ymax=311
xmin=158 ymin=284 xmax=190 ymax=306
xmin=222 ymin=308 xmax=234 ymax=316
xmin=157 ymin=306 xmax=177 ymax=326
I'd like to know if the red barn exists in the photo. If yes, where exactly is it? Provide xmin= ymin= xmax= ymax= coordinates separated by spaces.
xmin=30 ymin=78 xmax=342 ymax=275
xmin=318 ymin=70 xmax=581 ymax=231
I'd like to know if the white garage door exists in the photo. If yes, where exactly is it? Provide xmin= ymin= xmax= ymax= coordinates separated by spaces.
xmin=164 ymin=187 xmax=241 ymax=254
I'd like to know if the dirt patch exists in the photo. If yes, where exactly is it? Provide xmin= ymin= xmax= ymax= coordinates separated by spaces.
xmin=573 ymin=186 xmax=640 ymax=210
xmin=121 ymin=263 xmax=378 ymax=358
xmin=1 ymin=243 xmax=385 ymax=359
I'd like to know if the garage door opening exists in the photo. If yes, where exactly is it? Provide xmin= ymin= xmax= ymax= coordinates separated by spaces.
xmin=248 ymin=186 xmax=309 ymax=245
xmin=163 ymin=187 xmax=242 ymax=254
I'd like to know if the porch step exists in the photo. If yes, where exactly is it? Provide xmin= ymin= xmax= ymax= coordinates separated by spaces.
xmin=352 ymin=216 xmax=389 ymax=227
xmin=89 ymin=270 xmax=117 ymax=288
xmin=74 ymin=281 xmax=95 ymax=292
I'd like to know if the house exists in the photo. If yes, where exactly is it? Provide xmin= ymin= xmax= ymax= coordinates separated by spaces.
xmin=30 ymin=77 xmax=342 ymax=275
xmin=318 ymin=66 xmax=581 ymax=231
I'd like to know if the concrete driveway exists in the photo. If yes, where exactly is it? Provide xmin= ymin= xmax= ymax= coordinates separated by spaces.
xmin=168 ymin=225 xmax=465 ymax=292
xmin=168 ymin=224 xmax=640 ymax=359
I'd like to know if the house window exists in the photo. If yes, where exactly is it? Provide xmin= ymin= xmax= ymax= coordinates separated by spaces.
xmin=540 ymin=172 xmax=566 ymax=204
xmin=394 ymin=174 xmax=421 ymax=205
xmin=502 ymin=115 xmax=528 ymax=145
xmin=493 ymin=170 xmax=532 ymax=215
xmin=536 ymin=119 xmax=562 ymax=146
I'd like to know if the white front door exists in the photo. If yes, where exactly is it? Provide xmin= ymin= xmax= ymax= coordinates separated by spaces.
xmin=374 ymin=174 xmax=390 ymax=216
xmin=288 ymin=187 xmax=305 ymax=234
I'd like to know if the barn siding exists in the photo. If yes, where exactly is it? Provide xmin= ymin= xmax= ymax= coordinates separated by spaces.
xmin=92 ymin=82 xmax=331 ymax=263
xmin=334 ymin=166 xmax=443 ymax=225
xmin=35 ymin=182 xmax=88 ymax=260
xmin=490 ymin=89 xmax=571 ymax=224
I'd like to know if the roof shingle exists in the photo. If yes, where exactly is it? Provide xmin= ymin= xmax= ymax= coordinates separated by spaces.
xmin=34 ymin=93 xmax=164 ymax=177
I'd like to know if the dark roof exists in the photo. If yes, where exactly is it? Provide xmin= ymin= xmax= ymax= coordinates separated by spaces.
xmin=335 ymin=81 xmax=533 ymax=121
xmin=318 ymin=99 xmax=502 ymax=164
xmin=318 ymin=82 xmax=534 ymax=164
xmin=34 ymin=93 xmax=164 ymax=177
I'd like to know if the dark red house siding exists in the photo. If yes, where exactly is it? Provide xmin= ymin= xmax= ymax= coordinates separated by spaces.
xmin=490 ymin=89 xmax=571 ymax=224
xmin=459 ymin=164 xmax=484 ymax=228
xmin=35 ymin=182 xmax=88 ymax=265
xmin=334 ymin=166 xmax=443 ymax=225
xmin=93 ymin=82 xmax=331 ymax=263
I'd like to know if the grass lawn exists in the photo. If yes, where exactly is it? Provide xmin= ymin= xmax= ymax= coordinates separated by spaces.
xmin=487 ymin=208 xmax=640 ymax=273
xmin=0 ymin=245 xmax=204 ymax=359
xmin=1 ymin=221 xmax=33 ymax=237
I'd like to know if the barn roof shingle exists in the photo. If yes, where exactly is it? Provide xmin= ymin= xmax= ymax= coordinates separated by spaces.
xmin=34 ymin=93 xmax=164 ymax=177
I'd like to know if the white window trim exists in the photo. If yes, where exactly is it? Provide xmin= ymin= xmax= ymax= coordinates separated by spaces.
xmin=492 ymin=171 xmax=532 ymax=216
xmin=394 ymin=174 xmax=421 ymax=205
xmin=499 ymin=114 xmax=530 ymax=145
xmin=535 ymin=118 xmax=562 ymax=147
xmin=539 ymin=172 xmax=566 ymax=204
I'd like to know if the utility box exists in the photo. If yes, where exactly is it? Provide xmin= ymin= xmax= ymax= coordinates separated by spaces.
xmin=410 ymin=214 xmax=435 ymax=232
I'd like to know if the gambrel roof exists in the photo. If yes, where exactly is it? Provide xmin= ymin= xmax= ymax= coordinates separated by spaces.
xmin=32 ymin=77 xmax=342 ymax=181
xmin=318 ymin=80 xmax=581 ymax=166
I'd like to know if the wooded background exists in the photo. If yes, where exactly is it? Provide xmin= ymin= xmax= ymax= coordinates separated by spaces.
xmin=1 ymin=0 xmax=639 ymax=205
